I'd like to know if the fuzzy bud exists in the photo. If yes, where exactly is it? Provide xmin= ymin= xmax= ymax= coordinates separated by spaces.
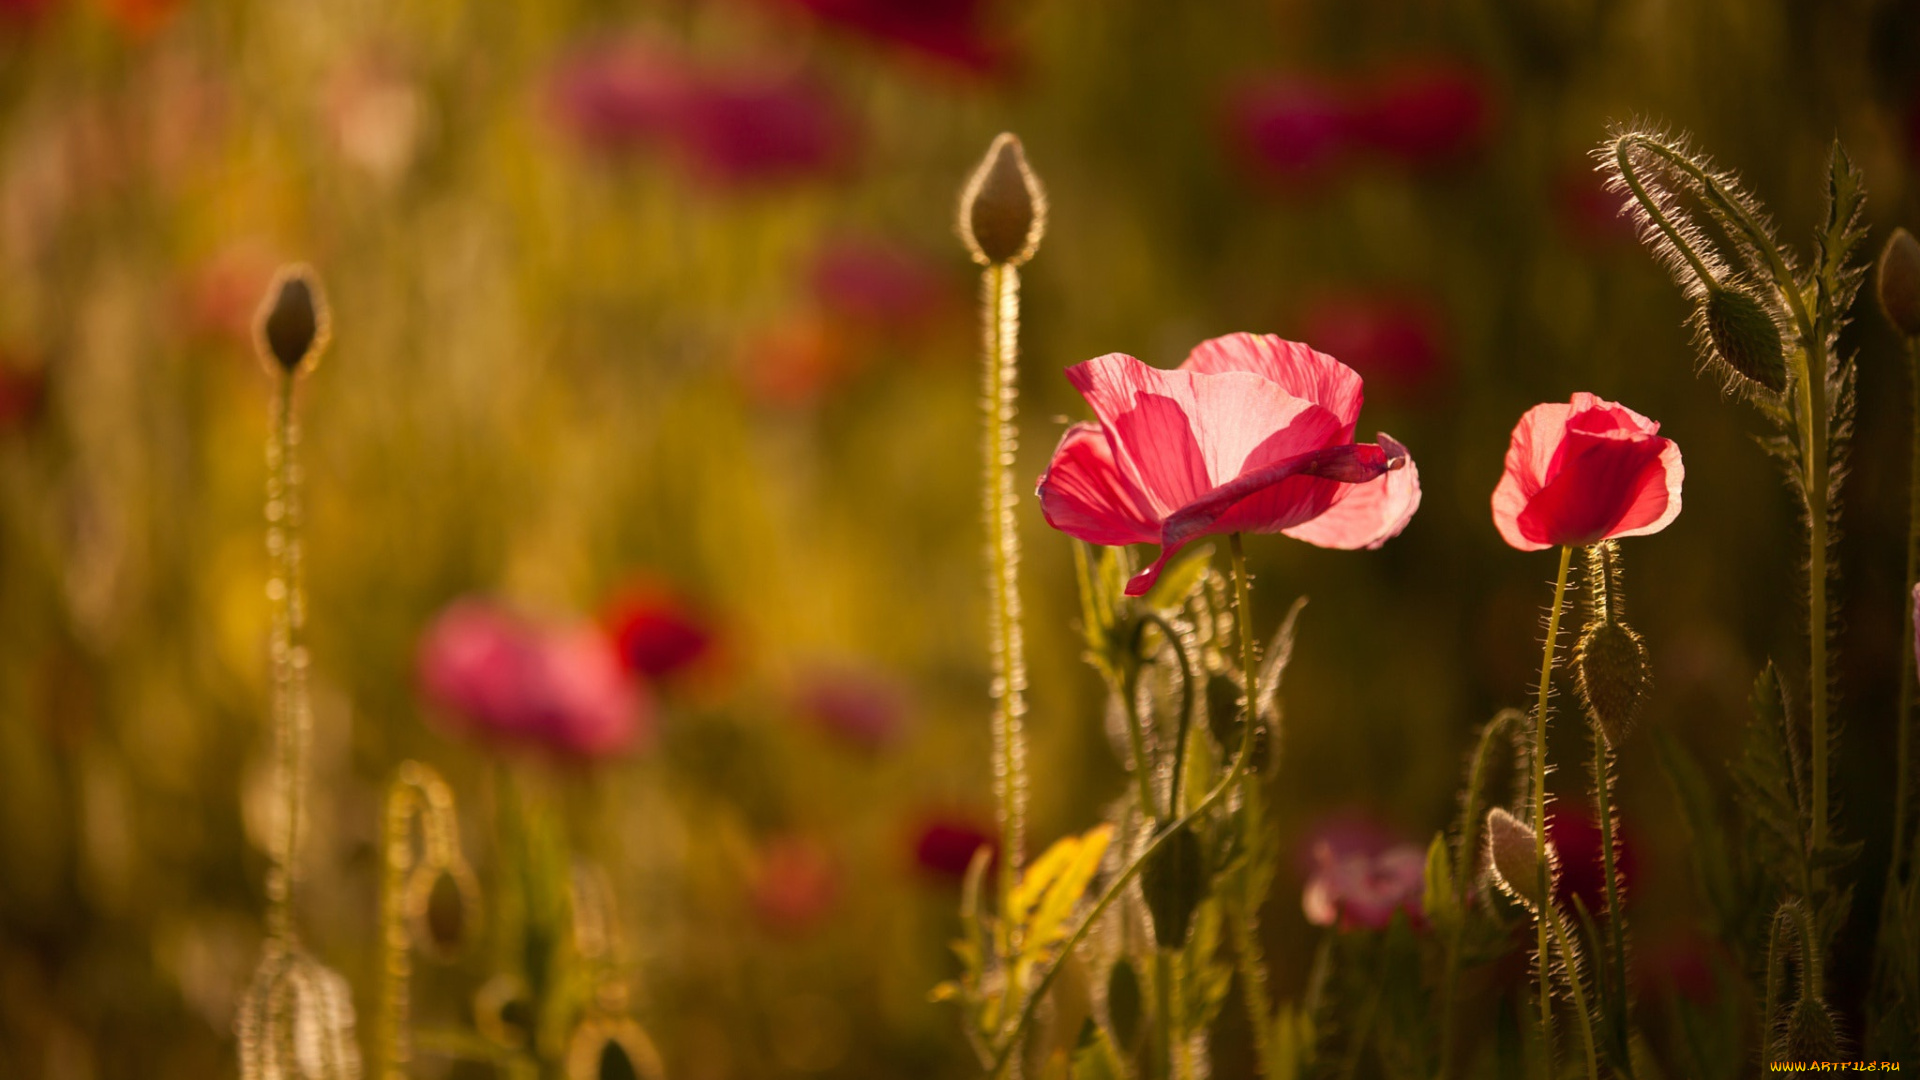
xmin=1575 ymin=619 xmax=1651 ymax=747
xmin=1702 ymin=285 xmax=1787 ymax=393
xmin=1877 ymin=227 xmax=1920 ymax=339
xmin=1485 ymin=807 xmax=1551 ymax=912
xmin=1139 ymin=820 xmax=1208 ymax=949
xmin=255 ymin=264 xmax=331 ymax=376
xmin=1779 ymin=997 xmax=1842 ymax=1061
xmin=959 ymin=133 xmax=1046 ymax=267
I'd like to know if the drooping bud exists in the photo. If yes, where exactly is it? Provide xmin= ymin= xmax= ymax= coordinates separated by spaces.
xmin=254 ymin=264 xmax=332 ymax=376
xmin=1139 ymin=820 xmax=1208 ymax=949
xmin=1702 ymin=285 xmax=1787 ymax=393
xmin=1877 ymin=227 xmax=1920 ymax=339
xmin=1485 ymin=807 xmax=1551 ymax=912
xmin=1575 ymin=620 xmax=1651 ymax=747
xmin=1105 ymin=956 xmax=1143 ymax=1050
xmin=958 ymin=133 xmax=1047 ymax=267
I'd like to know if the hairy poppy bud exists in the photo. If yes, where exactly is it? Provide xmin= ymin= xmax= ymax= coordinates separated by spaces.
xmin=407 ymin=863 xmax=482 ymax=961
xmin=959 ymin=133 xmax=1046 ymax=267
xmin=1877 ymin=227 xmax=1920 ymax=339
xmin=1485 ymin=807 xmax=1551 ymax=912
xmin=1703 ymin=285 xmax=1787 ymax=393
xmin=255 ymin=264 xmax=331 ymax=376
xmin=1105 ymin=956 xmax=1143 ymax=1050
xmin=1779 ymin=997 xmax=1842 ymax=1061
xmin=1575 ymin=619 xmax=1651 ymax=747
xmin=1139 ymin=820 xmax=1208 ymax=949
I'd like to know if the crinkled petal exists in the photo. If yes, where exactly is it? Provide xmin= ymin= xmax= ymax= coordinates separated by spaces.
xmin=1283 ymin=434 xmax=1422 ymax=549
xmin=1515 ymin=431 xmax=1673 ymax=547
xmin=1036 ymin=423 xmax=1161 ymax=546
xmin=1181 ymin=332 xmax=1365 ymax=432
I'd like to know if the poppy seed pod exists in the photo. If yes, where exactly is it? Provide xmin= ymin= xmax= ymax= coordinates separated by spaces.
xmin=255 ymin=264 xmax=331 ymax=376
xmin=1485 ymin=807 xmax=1551 ymax=912
xmin=958 ymin=133 xmax=1046 ymax=267
xmin=1574 ymin=619 xmax=1651 ymax=747
xmin=1139 ymin=820 xmax=1208 ymax=949
xmin=1877 ymin=227 xmax=1920 ymax=339
xmin=1702 ymin=285 xmax=1787 ymax=393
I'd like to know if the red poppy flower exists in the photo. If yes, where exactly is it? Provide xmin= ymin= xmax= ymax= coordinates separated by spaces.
xmin=418 ymin=600 xmax=650 ymax=759
xmin=1491 ymin=393 xmax=1683 ymax=551
xmin=763 ymin=0 xmax=1009 ymax=75
xmin=1037 ymin=333 xmax=1420 ymax=596
xmin=1351 ymin=60 xmax=1492 ymax=166
xmin=1224 ymin=76 xmax=1356 ymax=183
xmin=603 ymin=580 xmax=716 ymax=681
xmin=0 ymin=361 xmax=46 ymax=431
xmin=910 ymin=816 xmax=997 ymax=881
xmin=1545 ymin=806 xmax=1636 ymax=920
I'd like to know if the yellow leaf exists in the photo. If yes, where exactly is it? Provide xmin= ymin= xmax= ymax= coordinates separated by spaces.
xmin=1023 ymin=823 xmax=1114 ymax=962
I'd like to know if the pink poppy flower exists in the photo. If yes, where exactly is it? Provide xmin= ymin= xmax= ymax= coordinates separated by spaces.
xmin=1301 ymin=838 xmax=1426 ymax=931
xmin=1037 ymin=333 xmax=1421 ymax=597
xmin=1224 ymin=76 xmax=1356 ymax=183
xmin=1490 ymin=393 xmax=1684 ymax=551
xmin=1299 ymin=291 xmax=1447 ymax=394
xmin=548 ymin=38 xmax=690 ymax=152
xmin=762 ymin=0 xmax=1009 ymax=75
xmin=809 ymin=237 xmax=950 ymax=336
xmin=751 ymin=834 xmax=840 ymax=935
xmin=909 ymin=816 xmax=997 ymax=881
xmin=792 ymin=665 xmax=909 ymax=752
xmin=602 ymin=579 xmax=717 ymax=681
xmin=1351 ymin=60 xmax=1492 ymax=166
xmin=418 ymin=600 xmax=649 ymax=759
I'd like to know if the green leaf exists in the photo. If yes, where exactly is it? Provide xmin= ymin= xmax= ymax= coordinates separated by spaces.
xmin=1069 ymin=1018 xmax=1124 ymax=1080
xmin=1816 ymin=139 xmax=1870 ymax=322
xmin=1734 ymin=662 xmax=1809 ymax=892
xmin=1014 ymin=824 xmax=1113 ymax=969
xmin=1254 ymin=597 xmax=1309 ymax=728
xmin=1143 ymin=543 xmax=1214 ymax=612
xmin=1422 ymin=832 xmax=1461 ymax=937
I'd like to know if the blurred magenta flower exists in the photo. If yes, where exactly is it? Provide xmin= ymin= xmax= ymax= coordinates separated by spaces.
xmin=1037 ymin=333 xmax=1420 ymax=596
xmin=602 ymin=579 xmax=717 ymax=682
xmin=1299 ymin=291 xmax=1447 ymax=394
xmin=418 ymin=600 xmax=650 ymax=759
xmin=550 ymin=38 xmax=856 ymax=186
xmin=760 ymin=0 xmax=1009 ymax=75
xmin=1225 ymin=76 xmax=1355 ymax=183
xmin=809 ymin=237 xmax=951 ymax=336
xmin=1491 ymin=393 xmax=1684 ymax=551
xmin=1351 ymin=60 xmax=1493 ymax=166
xmin=909 ymin=815 xmax=997 ymax=881
xmin=1545 ymin=806 xmax=1636 ymax=919
xmin=1553 ymin=163 xmax=1638 ymax=248
xmin=751 ymin=834 xmax=841 ymax=935
xmin=792 ymin=665 xmax=909 ymax=752
xmin=1301 ymin=836 xmax=1426 ymax=931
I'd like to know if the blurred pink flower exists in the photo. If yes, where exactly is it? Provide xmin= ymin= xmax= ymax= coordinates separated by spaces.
xmin=910 ymin=815 xmax=997 ymax=881
xmin=549 ymin=38 xmax=856 ymax=186
xmin=182 ymin=241 xmax=281 ymax=348
xmin=1036 ymin=333 xmax=1420 ymax=596
xmin=809 ymin=238 xmax=951 ymax=337
xmin=1491 ymin=393 xmax=1684 ymax=552
xmin=792 ymin=665 xmax=909 ymax=752
xmin=1225 ymin=76 xmax=1355 ymax=183
xmin=1546 ymin=806 xmax=1636 ymax=919
xmin=1351 ymin=60 xmax=1493 ymax=166
xmin=418 ymin=599 xmax=650 ymax=759
xmin=1301 ymin=835 xmax=1426 ymax=931
xmin=751 ymin=834 xmax=840 ymax=935
xmin=761 ymin=0 xmax=1009 ymax=75
xmin=1299 ymin=291 xmax=1447 ymax=394
xmin=602 ymin=578 xmax=718 ymax=682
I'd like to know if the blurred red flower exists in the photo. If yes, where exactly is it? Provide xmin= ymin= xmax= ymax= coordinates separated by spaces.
xmin=1036 ymin=333 xmax=1420 ymax=596
xmin=1224 ymin=76 xmax=1355 ymax=183
xmin=602 ymin=579 xmax=717 ymax=682
xmin=809 ymin=237 xmax=951 ymax=337
xmin=1351 ymin=60 xmax=1492 ymax=166
xmin=0 ymin=0 xmax=54 ymax=29
xmin=909 ymin=816 xmax=997 ymax=881
xmin=1553 ymin=164 xmax=1638 ymax=248
xmin=418 ymin=599 xmax=650 ymax=759
xmin=751 ymin=834 xmax=840 ymax=935
xmin=1301 ymin=835 xmax=1426 ymax=931
xmin=761 ymin=0 xmax=1009 ymax=75
xmin=1545 ymin=806 xmax=1636 ymax=920
xmin=0 ymin=360 xmax=46 ymax=431
xmin=740 ymin=314 xmax=856 ymax=408
xmin=1299 ymin=291 xmax=1447 ymax=394
xmin=1491 ymin=392 xmax=1684 ymax=551
xmin=549 ymin=38 xmax=856 ymax=186
xmin=792 ymin=665 xmax=909 ymax=752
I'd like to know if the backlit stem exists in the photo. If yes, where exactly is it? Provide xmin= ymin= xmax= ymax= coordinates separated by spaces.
xmin=982 ymin=262 xmax=1029 ymax=914
xmin=1531 ymin=546 xmax=1575 ymax=1057
xmin=265 ymin=373 xmax=311 ymax=943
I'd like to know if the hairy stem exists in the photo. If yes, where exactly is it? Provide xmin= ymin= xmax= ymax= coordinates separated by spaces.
xmin=1546 ymin=910 xmax=1602 ymax=1080
xmin=1531 ymin=546 xmax=1574 ymax=1055
xmin=1438 ymin=710 xmax=1523 ymax=1080
xmin=982 ymin=262 xmax=1030 ymax=921
xmin=1230 ymin=896 xmax=1281 ymax=1080
xmin=1140 ymin=612 xmax=1196 ymax=813
xmin=1121 ymin=665 xmax=1161 ymax=819
xmin=265 ymin=373 xmax=310 ymax=943
xmin=1592 ymin=730 xmax=1631 ymax=1067
xmin=1611 ymin=139 xmax=1716 ymax=287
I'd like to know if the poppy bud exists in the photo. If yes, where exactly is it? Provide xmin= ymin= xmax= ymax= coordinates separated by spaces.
xmin=1780 ymin=997 xmax=1841 ymax=1061
xmin=1877 ymin=227 xmax=1920 ymax=339
xmin=407 ymin=863 xmax=481 ymax=961
xmin=1574 ymin=619 xmax=1651 ymax=747
xmin=958 ymin=133 xmax=1046 ymax=267
xmin=1139 ymin=820 xmax=1208 ymax=949
xmin=255 ymin=264 xmax=331 ymax=376
xmin=1702 ymin=285 xmax=1787 ymax=393
xmin=1105 ymin=956 xmax=1143 ymax=1050
xmin=1485 ymin=807 xmax=1551 ymax=912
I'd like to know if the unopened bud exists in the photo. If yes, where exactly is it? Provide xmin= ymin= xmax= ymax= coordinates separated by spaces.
xmin=1105 ymin=956 xmax=1143 ymax=1050
xmin=1877 ymin=227 xmax=1920 ymax=339
xmin=1485 ymin=807 xmax=1552 ymax=912
xmin=1139 ymin=820 xmax=1208 ymax=949
xmin=959 ymin=133 xmax=1046 ymax=267
xmin=1780 ymin=997 xmax=1842 ymax=1061
xmin=1703 ymin=285 xmax=1787 ymax=393
xmin=255 ymin=264 xmax=331 ymax=376
xmin=1575 ymin=619 xmax=1651 ymax=747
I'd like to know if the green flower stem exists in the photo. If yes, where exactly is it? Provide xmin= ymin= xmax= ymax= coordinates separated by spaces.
xmin=1592 ymin=731 xmax=1631 ymax=1067
xmin=981 ymin=261 xmax=1030 ymax=920
xmin=1610 ymin=140 xmax=1716 ymax=287
xmin=985 ymin=536 xmax=1264 ymax=1079
xmin=1546 ymin=910 xmax=1602 ymax=1080
xmin=1120 ymin=665 xmax=1161 ymax=820
xmin=1897 ymin=334 xmax=1920 ymax=883
xmin=1531 ymin=546 xmax=1575 ymax=1056
xmin=1437 ymin=710 xmax=1523 ymax=1080
xmin=1138 ymin=612 xmax=1196 ymax=812
xmin=1230 ymin=897 xmax=1282 ymax=1080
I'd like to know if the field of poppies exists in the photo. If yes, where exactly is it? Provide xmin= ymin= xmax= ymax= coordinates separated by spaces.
xmin=3 ymin=1 xmax=1920 ymax=1078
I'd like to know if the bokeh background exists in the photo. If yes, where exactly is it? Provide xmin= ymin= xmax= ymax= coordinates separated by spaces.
xmin=2 ymin=0 xmax=1919 ymax=1075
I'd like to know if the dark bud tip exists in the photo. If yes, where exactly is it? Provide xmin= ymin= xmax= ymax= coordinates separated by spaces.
xmin=959 ymin=132 xmax=1047 ymax=267
xmin=255 ymin=264 xmax=331 ymax=376
xmin=1574 ymin=619 xmax=1651 ymax=747
xmin=1878 ymin=227 xmax=1920 ymax=339
xmin=1139 ymin=820 xmax=1209 ymax=949
xmin=1104 ymin=957 xmax=1143 ymax=1050
xmin=1703 ymin=285 xmax=1787 ymax=393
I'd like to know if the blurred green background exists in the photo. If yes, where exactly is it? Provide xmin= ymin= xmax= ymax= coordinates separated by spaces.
xmin=1 ymin=0 xmax=1918 ymax=1075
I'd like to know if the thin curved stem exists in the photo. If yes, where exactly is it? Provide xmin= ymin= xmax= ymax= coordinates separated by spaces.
xmin=1546 ymin=910 xmax=1602 ymax=1080
xmin=1611 ymin=139 xmax=1716 ymax=287
xmin=1139 ymin=612 xmax=1196 ymax=813
xmin=1530 ymin=546 xmax=1574 ymax=1056
xmin=1120 ymin=664 xmax=1162 ymax=823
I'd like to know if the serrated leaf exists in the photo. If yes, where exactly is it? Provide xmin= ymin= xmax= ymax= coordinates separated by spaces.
xmin=1181 ymin=899 xmax=1234 ymax=1032
xmin=1015 ymin=824 xmax=1113 ymax=969
xmin=1735 ymin=662 xmax=1810 ymax=892
xmin=1254 ymin=597 xmax=1308 ymax=729
xmin=1143 ymin=543 xmax=1214 ymax=612
xmin=1817 ymin=140 xmax=1870 ymax=317
xmin=1423 ymin=832 xmax=1461 ymax=937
